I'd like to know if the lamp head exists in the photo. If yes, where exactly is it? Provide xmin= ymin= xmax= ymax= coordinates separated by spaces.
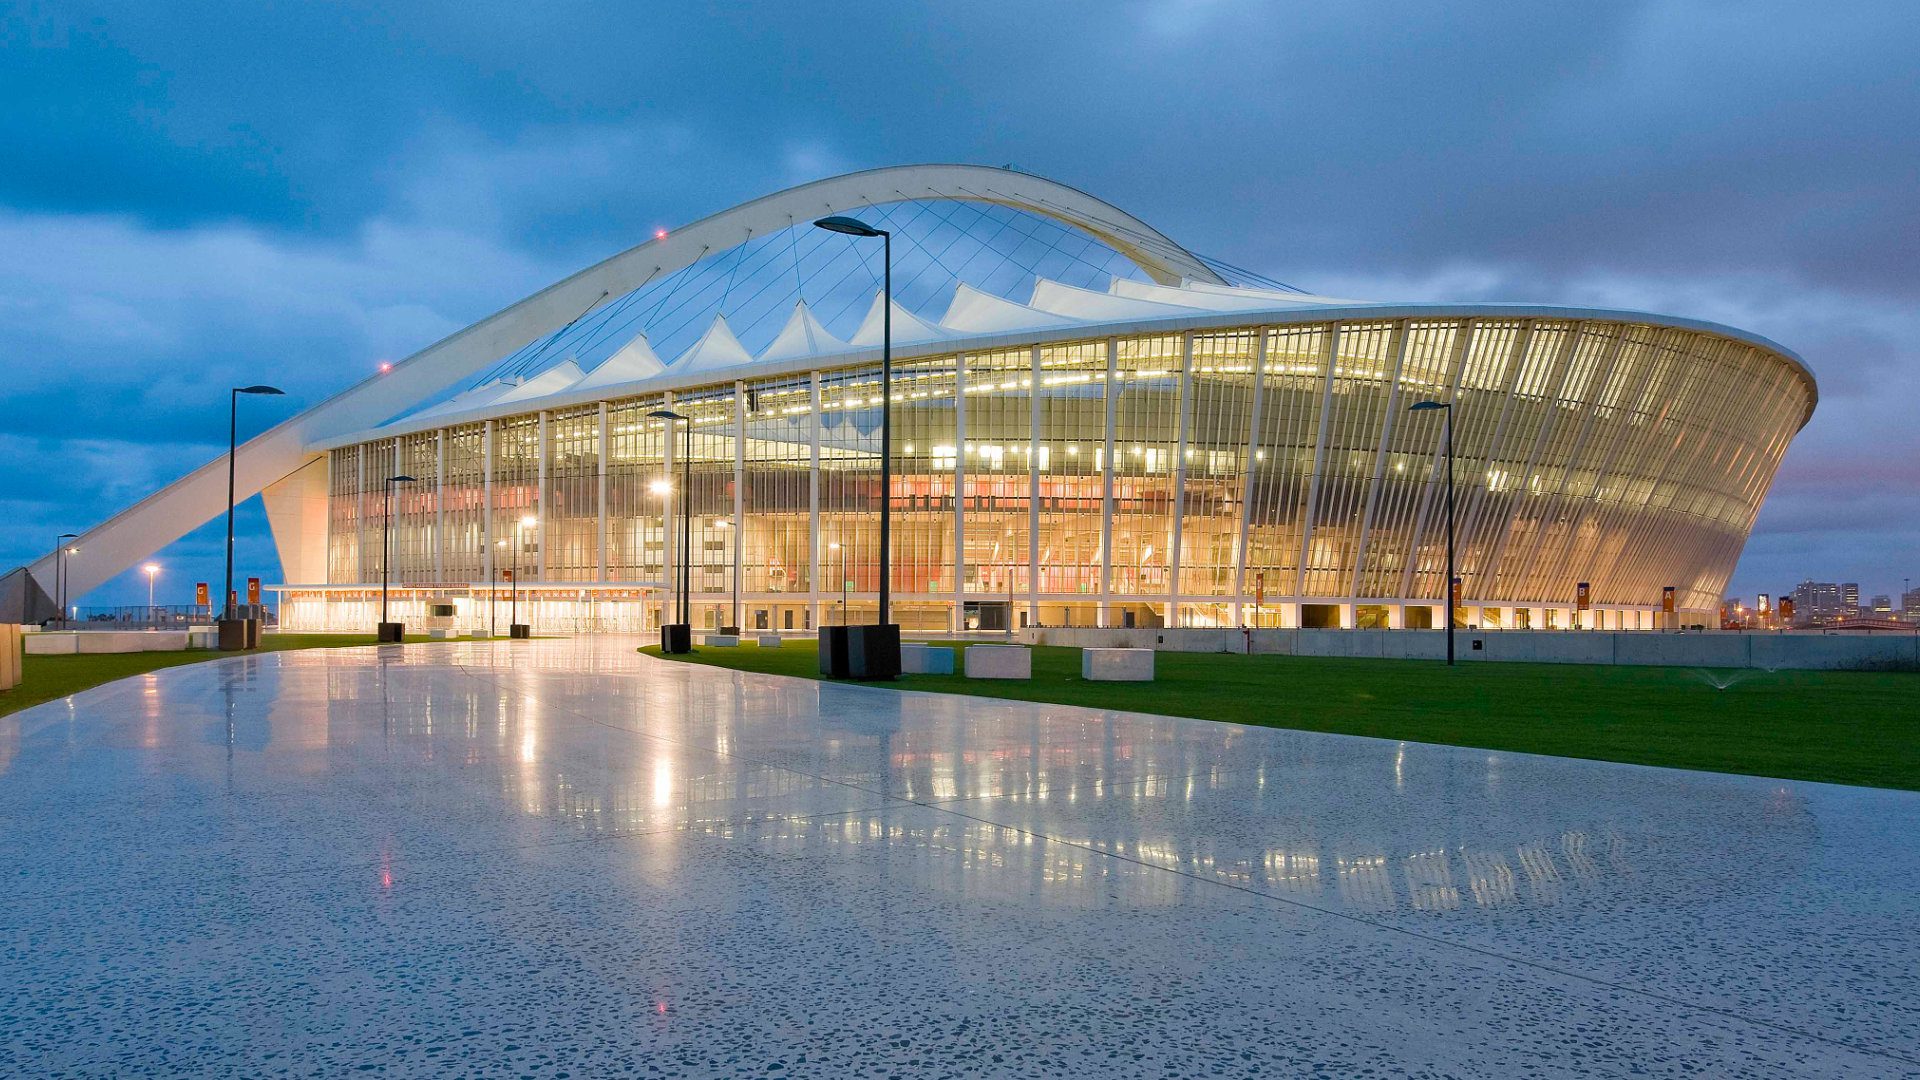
xmin=814 ymin=215 xmax=884 ymax=238
xmin=236 ymin=385 xmax=285 ymax=396
xmin=143 ymin=563 xmax=159 ymax=575
xmin=519 ymin=514 xmax=538 ymax=530
xmin=1408 ymin=400 xmax=1448 ymax=412
xmin=648 ymin=409 xmax=687 ymax=421
xmin=649 ymin=479 xmax=672 ymax=496
xmin=390 ymin=474 xmax=418 ymax=484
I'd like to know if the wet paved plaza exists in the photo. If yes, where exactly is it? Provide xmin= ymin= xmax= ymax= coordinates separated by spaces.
xmin=2 ymin=637 xmax=1916 ymax=1077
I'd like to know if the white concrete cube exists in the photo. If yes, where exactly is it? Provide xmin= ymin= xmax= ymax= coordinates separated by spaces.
xmin=964 ymin=644 xmax=1030 ymax=679
xmin=702 ymin=634 xmax=741 ymax=647
xmin=757 ymin=634 xmax=784 ymax=647
xmin=1081 ymin=647 xmax=1154 ymax=681
xmin=901 ymin=643 xmax=955 ymax=674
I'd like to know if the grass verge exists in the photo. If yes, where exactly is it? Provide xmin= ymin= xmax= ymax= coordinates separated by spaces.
xmin=643 ymin=639 xmax=1920 ymax=791
xmin=1 ymin=633 xmax=484 ymax=719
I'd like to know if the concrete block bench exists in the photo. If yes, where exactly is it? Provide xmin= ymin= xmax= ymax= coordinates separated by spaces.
xmin=757 ymin=634 xmax=784 ymax=647
xmin=965 ymin=644 xmax=1030 ymax=680
xmin=901 ymin=643 xmax=954 ymax=674
xmin=1081 ymin=647 xmax=1154 ymax=681
xmin=702 ymin=634 xmax=741 ymax=647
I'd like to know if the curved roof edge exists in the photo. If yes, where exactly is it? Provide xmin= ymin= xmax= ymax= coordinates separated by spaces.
xmin=319 ymin=302 xmax=1816 ymax=450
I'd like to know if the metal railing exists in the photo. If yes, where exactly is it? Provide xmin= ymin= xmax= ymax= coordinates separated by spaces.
xmin=46 ymin=604 xmax=277 ymax=631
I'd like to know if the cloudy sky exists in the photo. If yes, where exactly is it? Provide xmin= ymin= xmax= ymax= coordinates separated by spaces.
xmin=5 ymin=0 xmax=1917 ymax=607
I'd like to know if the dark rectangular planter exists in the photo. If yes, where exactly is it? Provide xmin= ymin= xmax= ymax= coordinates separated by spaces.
xmin=661 ymin=623 xmax=691 ymax=654
xmin=846 ymin=623 xmax=901 ymax=681
xmin=509 ymin=623 xmax=531 ymax=640
xmin=818 ymin=625 xmax=850 ymax=677
xmin=377 ymin=622 xmax=404 ymax=643
xmin=218 ymin=618 xmax=249 ymax=651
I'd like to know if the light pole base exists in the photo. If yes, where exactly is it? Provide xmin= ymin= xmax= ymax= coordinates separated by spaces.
xmin=818 ymin=625 xmax=850 ymax=676
xmin=377 ymin=622 xmax=405 ymax=643
xmin=218 ymin=618 xmax=254 ymax=652
xmin=660 ymin=623 xmax=690 ymax=653
xmin=847 ymin=623 xmax=901 ymax=681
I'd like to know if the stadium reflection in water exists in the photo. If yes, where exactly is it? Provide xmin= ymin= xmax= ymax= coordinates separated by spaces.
xmin=6 ymin=636 xmax=1915 ymax=1076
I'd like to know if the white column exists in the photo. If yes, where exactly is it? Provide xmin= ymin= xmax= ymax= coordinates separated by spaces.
xmin=481 ymin=420 xmax=494 ymax=588
xmin=536 ymin=410 xmax=549 ymax=581
xmin=1028 ymin=344 xmax=1042 ymax=628
xmin=596 ymin=402 xmax=609 ymax=584
xmin=434 ymin=429 xmax=446 ymax=584
xmin=355 ymin=444 xmax=367 ymax=584
xmin=1167 ymin=332 xmax=1193 ymax=628
xmin=1295 ymin=324 xmax=1342 ymax=596
xmin=1349 ymin=321 xmax=1411 ymax=598
xmin=1099 ymin=338 xmax=1118 ymax=626
xmin=733 ymin=379 xmax=747 ymax=630
xmin=808 ymin=374 xmax=822 ymax=630
xmin=1231 ymin=329 xmax=1268 ymax=625
xmin=323 ymin=450 xmax=334 ymax=586
xmin=952 ymin=353 xmax=967 ymax=632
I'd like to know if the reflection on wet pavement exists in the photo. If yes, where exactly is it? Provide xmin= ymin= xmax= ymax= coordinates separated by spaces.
xmin=1 ymin=637 xmax=1914 ymax=1077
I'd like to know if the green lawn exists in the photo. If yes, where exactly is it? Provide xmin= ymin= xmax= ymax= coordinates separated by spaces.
xmin=644 ymin=639 xmax=1920 ymax=791
xmin=0 ymin=633 xmax=485 ymax=719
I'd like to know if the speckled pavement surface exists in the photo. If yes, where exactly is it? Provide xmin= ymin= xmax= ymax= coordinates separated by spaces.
xmin=2 ymin=637 xmax=1916 ymax=1078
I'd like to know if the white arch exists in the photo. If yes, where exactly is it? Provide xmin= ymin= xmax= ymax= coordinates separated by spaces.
xmin=27 ymin=164 xmax=1222 ymax=600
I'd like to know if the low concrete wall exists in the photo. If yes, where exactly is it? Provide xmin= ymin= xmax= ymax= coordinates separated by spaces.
xmin=25 ymin=630 xmax=197 ymax=655
xmin=1022 ymin=626 xmax=1920 ymax=671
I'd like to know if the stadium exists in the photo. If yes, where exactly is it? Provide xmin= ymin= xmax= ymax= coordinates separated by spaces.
xmin=27 ymin=165 xmax=1817 ymax=635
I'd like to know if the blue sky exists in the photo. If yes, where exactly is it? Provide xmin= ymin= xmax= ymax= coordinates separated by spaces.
xmin=5 ymin=0 xmax=1917 ymax=606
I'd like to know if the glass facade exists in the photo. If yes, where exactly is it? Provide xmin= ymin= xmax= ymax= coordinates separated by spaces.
xmin=292 ymin=316 xmax=1812 ymax=633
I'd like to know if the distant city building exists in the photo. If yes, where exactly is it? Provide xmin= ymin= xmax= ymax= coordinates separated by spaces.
xmin=1869 ymin=594 xmax=1892 ymax=616
xmin=1903 ymin=586 xmax=1920 ymax=623
xmin=1842 ymin=582 xmax=1860 ymax=616
xmin=1789 ymin=580 xmax=1850 ymax=625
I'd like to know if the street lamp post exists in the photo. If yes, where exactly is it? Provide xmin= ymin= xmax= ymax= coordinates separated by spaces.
xmin=814 ymin=215 xmax=899 ymax=679
xmin=378 ymin=475 xmax=417 ymax=642
xmin=143 ymin=563 xmax=159 ymax=620
xmin=510 ymin=514 xmax=536 ymax=638
xmin=492 ymin=538 xmax=506 ymax=637
xmin=829 ymin=541 xmax=846 ymax=625
xmin=54 ymin=533 xmax=77 ymax=627
xmin=1409 ymin=400 xmax=1457 ymax=666
xmin=223 ymin=384 xmax=286 ymax=650
xmin=716 ymin=519 xmax=740 ymax=633
xmin=648 ymin=409 xmax=692 ymax=653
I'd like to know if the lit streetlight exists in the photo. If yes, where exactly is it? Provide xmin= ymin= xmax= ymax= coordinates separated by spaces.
xmin=1409 ymin=399 xmax=1457 ymax=666
xmin=829 ymin=541 xmax=846 ymax=626
xmin=143 ymin=562 xmax=160 ymax=615
xmin=510 ymin=513 xmax=537 ymax=639
xmin=715 ymin=518 xmax=740 ymax=634
xmin=223 ymin=384 xmax=286 ymax=650
xmin=53 ymin=533 xmax=77 ymax=627
xmin=649 ymin=409 xmax=692 ymax=653
xmin=813 ymin=214 xmax=899 ymax=678
xmin=378 ymin=475 xmax=417 ymax=642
